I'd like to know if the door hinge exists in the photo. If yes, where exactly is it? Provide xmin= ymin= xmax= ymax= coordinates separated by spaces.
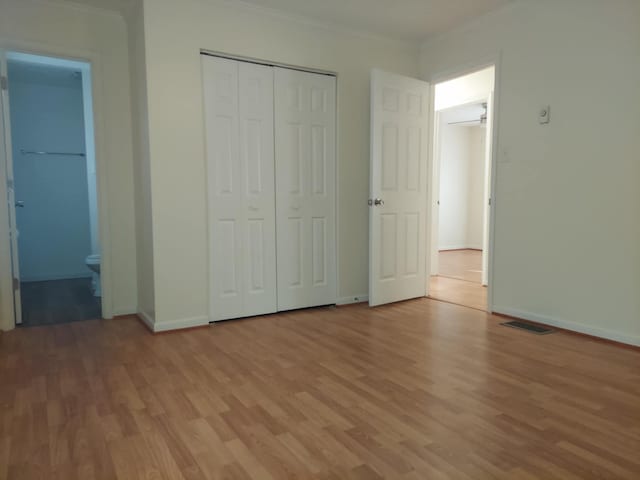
xmin=12 ymin=277 xmax=19 ymax=291
xmin=489 ymin=198 xmax=492 ymax=206
xmin=0 ymin=76 xmax=7 ymax=91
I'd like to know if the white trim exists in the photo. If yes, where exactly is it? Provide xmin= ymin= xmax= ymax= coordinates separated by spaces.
xmin=200 ymin=51 xmax=337 ymax=77
xmin=493 ymin=306 xmax=640 ymax=348
xmin=0 ymin=40 xmax=116 ymax=326
xmin=20 ymin=273 xmax=92 ymax=282
xmin=137 ymin=310 xmax=155 ymax=332
xmin=334 ymin=61 xmax=341 ymax=309
xmin=337 ymin=295 xmax=369 ymax=305
xmin=152 ymin=316 xmax=210 ymax=333
xmin=486 ymin=55 xmax=503 ymax=312
xmin=0 ymin=51 xmax=16 ymax=331
xmin=426 ymin=107 xmax=439 ymax=277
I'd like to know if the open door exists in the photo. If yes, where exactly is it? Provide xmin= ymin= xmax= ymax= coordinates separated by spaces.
xmin=0 ymin=50 xmax=22 ymax=325
xmin=369 ymin=69 xmax=430 ymax=307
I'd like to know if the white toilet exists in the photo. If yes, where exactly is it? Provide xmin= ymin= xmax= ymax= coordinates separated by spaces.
xmin=85 ymin=254 xmax=101 ymax=297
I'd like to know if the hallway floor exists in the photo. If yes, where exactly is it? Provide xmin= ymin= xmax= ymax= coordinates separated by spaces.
xmin=19 ymin=277 xmax=102 ymax=327
xmin=429 ymin=249 xmax=487 ymax=311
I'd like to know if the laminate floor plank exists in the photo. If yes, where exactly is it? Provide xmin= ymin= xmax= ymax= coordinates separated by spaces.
xmin=1 ymin=298 xmax=639 ymax=479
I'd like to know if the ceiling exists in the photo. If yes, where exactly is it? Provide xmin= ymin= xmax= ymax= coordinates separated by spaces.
xmin=58 ymin=0 xmax=511 ymax=42
xmin=235 ymin=0 xmax=511 ymax=42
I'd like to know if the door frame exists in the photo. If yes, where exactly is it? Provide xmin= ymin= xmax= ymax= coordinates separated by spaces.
xmin=425 ymin=54 xmax=502 ymax=312
xmin=0 ymin=40 xmax=114 ymax=330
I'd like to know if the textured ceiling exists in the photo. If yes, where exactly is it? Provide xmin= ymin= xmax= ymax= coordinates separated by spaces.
xmin=52 ymin=0 xmax=512 ymax=42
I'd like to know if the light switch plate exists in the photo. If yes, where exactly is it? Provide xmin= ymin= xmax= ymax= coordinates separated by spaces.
xmin=539 ymin=105 xmax=550 ymax=124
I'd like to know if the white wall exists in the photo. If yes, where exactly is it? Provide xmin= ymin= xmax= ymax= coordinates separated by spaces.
xmin=124 ymin=0 xmax=155 ymax=322
xmin=438 ymin=123 xmax=485 ymax=250
xmin=467 ymin=126 xmax=485 ymax=248
xmin=8 ymin=62 xmax=92 ymax=281
xmin=421 ymin=0 xmax=640 ymax=345
xmin=0 ymin=0 xmax=138 ymax=327
xmin=438 ymin=124 xmax=470 ymax=250
xmin=138 ymin=0 xmax=419 ymax=328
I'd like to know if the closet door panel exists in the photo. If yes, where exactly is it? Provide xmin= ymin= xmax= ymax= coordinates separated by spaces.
xmin=203 ymin=56 xmax=276 ymax=321
xmin=238 ymin=61 xmax=277 ymax=317
xmin=203 ymin=57 xmax=243 ymax=320
xmin=275 ymin=68 xmax=337 ymax=311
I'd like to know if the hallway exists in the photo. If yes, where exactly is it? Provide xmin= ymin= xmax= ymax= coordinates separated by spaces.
xmin=429 ymin=249 xmax=487 ymax=311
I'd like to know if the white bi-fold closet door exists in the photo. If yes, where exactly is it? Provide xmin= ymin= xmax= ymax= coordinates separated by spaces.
xmin=274 ymin=67 xmax=337 ymax=312
xmin=203 ymin=57 xmax=277 ymax=321
xmin=202 ymin=55 xmax=337 ymax=322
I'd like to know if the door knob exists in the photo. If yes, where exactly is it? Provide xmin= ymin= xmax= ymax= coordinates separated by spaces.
xmin=15 ymin=201 xmax=24 ymax=208
xmin=368 ymin=198 xmax=384 ymax=206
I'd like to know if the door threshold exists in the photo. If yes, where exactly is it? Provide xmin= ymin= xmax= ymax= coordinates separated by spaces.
xmin=427 ymin=295 xmax=487 ymax=313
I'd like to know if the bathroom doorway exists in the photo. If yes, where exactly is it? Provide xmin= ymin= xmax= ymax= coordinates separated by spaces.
xmin=3 ymin=52 xmax=101 ymax=326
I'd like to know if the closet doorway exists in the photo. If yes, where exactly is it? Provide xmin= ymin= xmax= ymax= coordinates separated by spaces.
xmin=201 ymin=53 xmax=337 ymax=322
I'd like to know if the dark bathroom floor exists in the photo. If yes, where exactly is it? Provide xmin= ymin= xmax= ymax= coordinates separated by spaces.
xmin=19 ymin=277 xmax=102 ymax=327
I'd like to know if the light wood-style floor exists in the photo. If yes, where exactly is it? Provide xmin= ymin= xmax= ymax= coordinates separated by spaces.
xmin=430 ymin=249 xmax=487 ymax=311
xmin=439 ymin=249 xmax=483 ymax=283
xmin=1 ymin=299 xmax=639 ymax=479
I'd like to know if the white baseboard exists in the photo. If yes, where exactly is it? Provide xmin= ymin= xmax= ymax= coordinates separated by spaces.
xmin=152 ymin=315 xmax=210 ymax=333
xmin=137 ymin=310 xmax=155 ymax=331
xmin=20 ymin=272 xmax=91 ymax=282
xmin=493 ymin=306 xmax=640 ymax=347
xmin=337 ymin=295 xmax=369 ymax=305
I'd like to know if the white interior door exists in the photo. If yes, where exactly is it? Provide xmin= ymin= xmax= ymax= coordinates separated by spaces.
xmin=0 ymin=51 xmax=22 ymax=325
xmin=274 ymin=67 xmax=337 ymax=311
xmin=202 ymin=56 xmax=277 ymax=321
xmin=369 ymin=69 xmax=430 ymax=307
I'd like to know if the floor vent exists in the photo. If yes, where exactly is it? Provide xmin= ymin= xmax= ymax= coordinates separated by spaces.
xmin=501 ymin=320 xmax=554 ymax=335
